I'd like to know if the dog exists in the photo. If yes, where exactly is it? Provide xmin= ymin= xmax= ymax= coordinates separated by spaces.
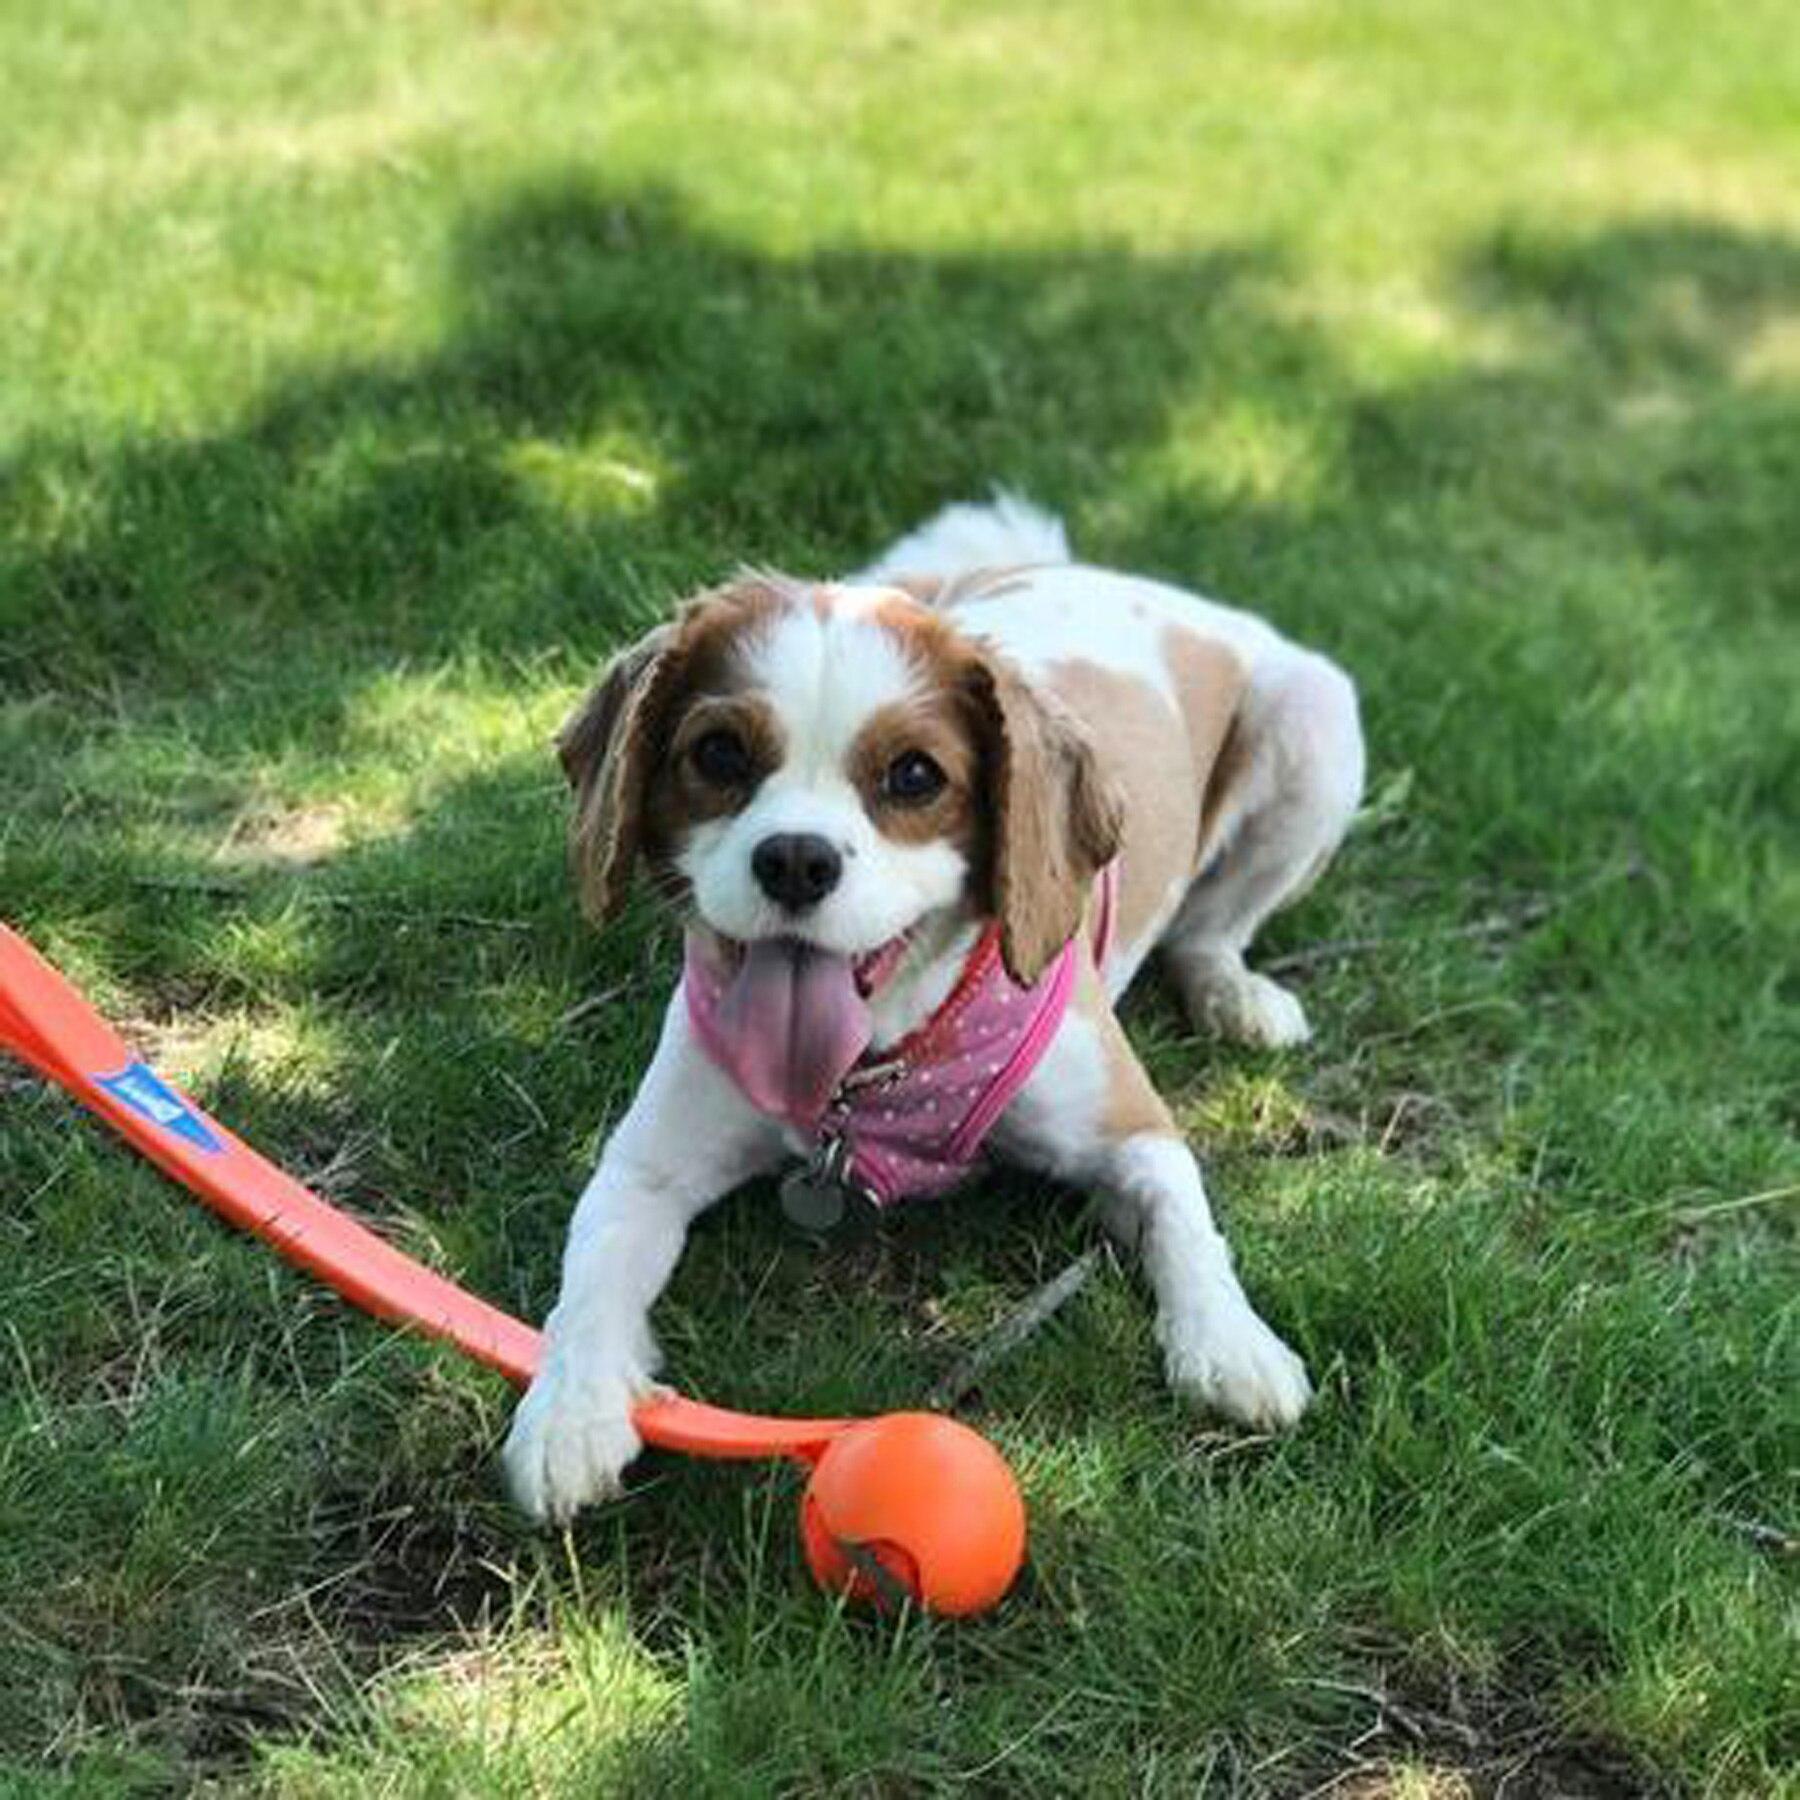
xmin=503 ymin=493 xmax=1364 ymax=1521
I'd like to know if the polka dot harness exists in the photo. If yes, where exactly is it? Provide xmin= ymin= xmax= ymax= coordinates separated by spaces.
xmin=684 ymin=864 xmax=1119 ymax=1210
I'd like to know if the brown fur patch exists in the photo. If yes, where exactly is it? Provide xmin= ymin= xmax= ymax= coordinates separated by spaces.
xmin=849 ymin=590 xmax=1125 ymax=981
xmin=1038 ymin=632 xmax=1249 ymax=956
xmin=884 ymin=574 xmax=949 ymax=608
xmin=556 ymin=575 xmax=793 ymax=921
xmin=971 ymin=657 xmax=1124 ymax=984
xmin=1070 ymin=958 xmax=1176 ymax=1140
xmin=845 ymin=695 xmax=984 ymax=854
xmin=1043 ymin=659 xmax=1198 ymax=956
xmin=556 ymin=624 xmax=678 ymax=922
xmin=1162 ymin=626 xmax=1251 ymax=868
xmin=882 ymin=568 xmax=1033 ymax=611
xmin=854 ymin=593 xmax=1126 ymax=980
xmin=663 ymin=694 xmax=786 ymax=822
xmin=667 ymin=574 xmax=794 ymax=698
xmin=866 ymin=589 xmax=975 ymax=663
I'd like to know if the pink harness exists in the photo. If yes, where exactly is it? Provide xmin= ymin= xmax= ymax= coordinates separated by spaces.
xmin=685 ymin=865 xmax=1119 ymax=1207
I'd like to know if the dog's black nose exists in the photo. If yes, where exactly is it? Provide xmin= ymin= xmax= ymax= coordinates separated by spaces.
xmin=751 ymin=833 xmax=842 ymax=910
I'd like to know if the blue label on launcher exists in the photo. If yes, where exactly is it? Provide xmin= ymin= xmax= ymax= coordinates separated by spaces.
xmin=97 ymin=1062 xmax=223 ymax=1155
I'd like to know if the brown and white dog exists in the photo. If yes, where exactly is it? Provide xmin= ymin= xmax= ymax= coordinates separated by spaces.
xmin=504 ymin=494 xmax=1364 ymax=1521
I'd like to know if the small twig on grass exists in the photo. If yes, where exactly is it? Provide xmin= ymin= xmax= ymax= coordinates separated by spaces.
xmin=1261 ymin=901 xmax=1554 ymax=974
xmin=554 ymin=982 xmax=636 ymax=1030
xmin=928 ymin=1245 xmax=1105 ymax=1409
xmin=130 ymin=876 xmax=253 ymax=900
xmin=1292 ymin=1676 xmax=1433 ymax=1746
xmin=129 ymin=875 xmax=532 ymax=933
xmin=1261 ymin=856 xmax=1643 ymax=977
xmin=1717 ymin=1514 xmax=1797 ymax=1557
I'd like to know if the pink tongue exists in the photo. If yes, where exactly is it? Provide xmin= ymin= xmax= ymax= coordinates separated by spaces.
xmin=714 ymin=938 xmax=872 ymax=1126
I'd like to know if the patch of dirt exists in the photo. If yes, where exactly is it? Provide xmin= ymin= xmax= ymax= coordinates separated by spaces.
xmin=1369 ymin=1090 xmax=1467 ymax=1159
xmin=91 ymin=1476 xmax=525 ymax=1778
xmin=214 ymin=800 xmax=350 ymax=870
xmin=1292 ymin=1664 xmax=1675 ymax=1799
xmin=119 ymin=968 xmax=216 ymax=1026
xmin=1280 ymin=1062 xmax=1475 ymax=1168
xmin=306 ymin=1480 xmax=517 ymax=1652
xmin=115 ymin=1008 xmax=218 ymax=1076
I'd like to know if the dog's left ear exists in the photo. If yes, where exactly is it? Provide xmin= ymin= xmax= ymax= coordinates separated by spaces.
xmin=969 ymin=651 xmax=1125 ymax=984
xmin=557 ymin=622 xmax=682 ymax=924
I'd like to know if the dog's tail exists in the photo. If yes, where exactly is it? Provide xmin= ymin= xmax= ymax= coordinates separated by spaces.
xmin=855 ymin=489 xmax=1072 ymax=583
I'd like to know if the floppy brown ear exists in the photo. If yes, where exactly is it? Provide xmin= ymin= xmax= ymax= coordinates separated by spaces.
xmin=556 ymin=623 xmax=680 ymax=925
xmin=971 ymin=653 xmax=1125 ymax=983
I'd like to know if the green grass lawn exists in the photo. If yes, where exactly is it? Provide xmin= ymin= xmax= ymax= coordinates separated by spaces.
xmin=3 ymin=0 xmax=1797 ymax=1791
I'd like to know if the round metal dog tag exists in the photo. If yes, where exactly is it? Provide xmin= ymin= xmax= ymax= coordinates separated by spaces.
xmin=779 ymin=1164 xmax=847 ymax=1234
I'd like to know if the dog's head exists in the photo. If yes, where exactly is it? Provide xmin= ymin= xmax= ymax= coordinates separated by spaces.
xmin=558 ymin=575 xmax=1121 ymax=989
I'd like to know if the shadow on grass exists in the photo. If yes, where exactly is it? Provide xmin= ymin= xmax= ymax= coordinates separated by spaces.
xmin=5 ymin=191 xmax=1798 ymax=1787
xmin=0 ymin=183 xmax=1275 ymax=703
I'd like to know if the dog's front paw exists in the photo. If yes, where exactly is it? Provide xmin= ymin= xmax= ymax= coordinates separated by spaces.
xmin=1162 ymin=1297 xmax=1313 ymax=1431
xmin=502 ymin=1357 xmax=652 ymax=1523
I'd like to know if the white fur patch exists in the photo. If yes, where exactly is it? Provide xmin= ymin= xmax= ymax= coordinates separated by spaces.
xmin=740 ymin=603 xmax=920 ymax=773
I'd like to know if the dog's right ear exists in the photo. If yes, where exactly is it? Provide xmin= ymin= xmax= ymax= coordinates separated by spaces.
xmin=557 ymin=622 xmax=682 ymax=924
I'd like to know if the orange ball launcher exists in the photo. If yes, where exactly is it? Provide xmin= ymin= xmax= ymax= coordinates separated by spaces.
xmin=0 ymin=923 xmax=1025 ymax=1616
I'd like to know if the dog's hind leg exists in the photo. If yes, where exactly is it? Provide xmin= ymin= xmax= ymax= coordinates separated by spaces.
xmin=1161 ymin=649 xmax=1363 ymax=1048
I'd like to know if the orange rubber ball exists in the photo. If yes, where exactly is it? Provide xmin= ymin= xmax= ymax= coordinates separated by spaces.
xmin=799 ymin=1412 xmax=1026 ymax=1616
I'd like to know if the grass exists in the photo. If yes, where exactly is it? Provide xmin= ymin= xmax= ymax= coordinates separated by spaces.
xmin=2 ymin=0 xmax=1796 ymax=1791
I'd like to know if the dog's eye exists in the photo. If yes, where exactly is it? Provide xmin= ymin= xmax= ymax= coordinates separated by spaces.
xmin=691 ymin=729 xmax=753 ymax=785
xmin=883 ymin=749 xmax=947 ymax=805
